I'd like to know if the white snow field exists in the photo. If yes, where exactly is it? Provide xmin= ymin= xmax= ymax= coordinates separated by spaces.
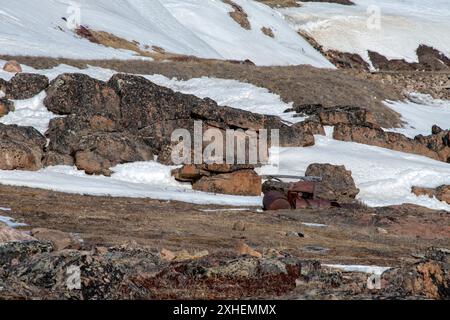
xmin=280 ymin=0 xmax=450 ymax=67
xmin=0 ymin=0 xmax=333 ymax=67
xmin=0 ymin=61 xmax=450 ymax=209
xmin=385 ymin=93 xmax=450 ymax=138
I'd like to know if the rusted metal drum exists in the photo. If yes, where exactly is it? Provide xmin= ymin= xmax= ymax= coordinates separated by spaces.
xmin=263 ymin=191 xmax=291 ymax=211
xmin=289 ymin=181 xmax=316 ymax=195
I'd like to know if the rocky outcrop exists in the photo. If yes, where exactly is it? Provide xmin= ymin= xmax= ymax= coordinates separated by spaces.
xmin=287 ymin=104 xmax=380 ymax=128
xmin=305 ymin=163 xmax=360 ymax=203
xmin=4 ymin=73 xmax=49 ymax=100
xmin=333 ymin=124 xmax=448 ymax=162
xmin=383 ymin=248 xmax=450 ymax=300
xmin=369 ymin=45 xmax=450 ymax=72
xmin=414 ymin=125 xmax=450 ymax=163
xmin=0 ymin=124 xmax=47 ymax=170
xmin=43 ymin=73 xmax=314 ymax=177
xmin=74 ymin=132 xmax=154 ymax=175
xmin=44 ymin=73 xmax=121 ymax=119
xmin=1 ymin=238 xmax=447 ymax=299
xmin=412 ymin=185 xmax=450 ymax=204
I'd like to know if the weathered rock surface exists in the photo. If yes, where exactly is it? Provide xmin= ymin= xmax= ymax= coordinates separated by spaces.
xmin=43 ymin=73 xmax=314 ymax=179
xmin=2 ymin=60 xmax=22 ymax=73
xmin=0 ymin=238 xmax=448 ymax=300
xmin=287 ymin=104 xmax=380 ymax=128
xmin=0 ymin=124 xmax=47 ymax=170
xmin=193 ymin=169 xmax=262 ymax=196
xmin=305 ymin=163 xmax=360 ymax=203
xmin=333 ymin=124 xmax=446 ymax=162
xmin=4 ymin=73 xmax=49 ymax=100
xmin=414 ymin=125 xmax=450 ymax=163
xmin=382 ymin=248 xmax=450 ymax=300
xmin=74 ymin=132 xmax=154 ymax=175
xmin=42 ymin=151 xmax=75 ymax=167
xmin=44 ymin=73 xmax=121 ymax=118
xmin=412 ymin=185 xmax=450 ymax=204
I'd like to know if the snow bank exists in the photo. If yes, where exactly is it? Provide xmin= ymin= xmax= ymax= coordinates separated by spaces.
xmin=0 ymin=0 xmax=333 ymax=67
xmin=280 ymin=0 xmax=450 ymax=66
xmin=384 ymin=94 xmax=450 ymax=138
xmin=0 ymin=165 xmax=262 ymax=207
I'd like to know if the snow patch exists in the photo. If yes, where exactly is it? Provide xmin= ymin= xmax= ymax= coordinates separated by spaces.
xmin=0 ymin=165 xmax=262 ymax=207
xmin=0 ymin=91 xmax=58 ymax=134
xmin=0 ymin=0 xmax=333 ymax=67
xmin=384 ymin=93 xmax=450 ymax=138
xmin=302 ymin=222 xmax=328 ymax=228
xmin=323 ymin=264 xmax=392 ymax=276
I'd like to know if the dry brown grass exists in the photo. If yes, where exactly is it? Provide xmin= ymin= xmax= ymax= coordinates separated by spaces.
xmin=2 ymin=184 xmax=448 ymax=266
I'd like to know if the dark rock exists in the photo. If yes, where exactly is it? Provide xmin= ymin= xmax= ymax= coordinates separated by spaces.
xmin=44 ymin=73 xmax=121 ymax=119
xmin=305 ymin=163 xmax=360 ymax=202
xmin=0 ymin=241 xmax=53 ymax=266
xmin=108 ymin=74 xmax=195 ymax=131
xmin=326 ymin=50 xmax=369 ymax=70
xmin=46 ymin=114 xmax=118 ymax=156
xmin=74 ymin=132 xmax=154 ymax=175
xmin=414 ymin=127 xmax=450 ymax=162
xmin=0 ymin=124 xmax=47 ymax=170
xmin=369 ymin=46 xmax=450 ymax=72
xmin=5 ymin=73 xmax=49 ymax=100
xmin=288 ymin=104 xmax=380 ymax=128
xmin=333 ymin=124 xmax=442 ymax=161
xmin=417 ymin=45 xmax=450 ymax=71
xmin=262 ymin=179 xmax=290 ymax=195
xmin=369 ymin=51 xmax=418 ymax=71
